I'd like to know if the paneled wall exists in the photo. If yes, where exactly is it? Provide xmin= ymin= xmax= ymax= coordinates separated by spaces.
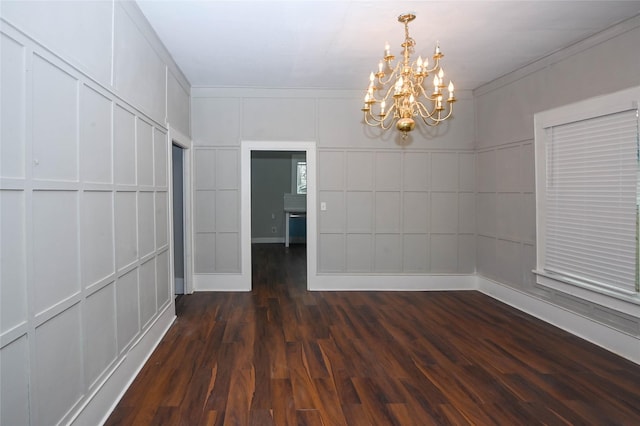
xmin=474 ymin=17 xmax=640 ymax=340
xmin=0 ymin=1 xmax=190 ymax=425
xmin=318 ymin=150 xmax=476 ymax=273
xmin=191 ymin=88 xmax=475 ymax=287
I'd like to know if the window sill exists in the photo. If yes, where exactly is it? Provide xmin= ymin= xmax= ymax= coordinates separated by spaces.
xmin=534 ymin=270 xmax=640 ymax=317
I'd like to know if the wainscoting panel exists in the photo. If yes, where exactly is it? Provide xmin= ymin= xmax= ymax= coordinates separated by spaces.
xmin=0 ymin=19 xmax=175 ymax=425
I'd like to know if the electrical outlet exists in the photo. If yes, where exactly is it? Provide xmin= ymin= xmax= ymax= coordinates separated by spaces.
xmin=271 ymin=226 xmax=277 ymax=233
xmin=320 ymin=202 xmax=327 ymax=211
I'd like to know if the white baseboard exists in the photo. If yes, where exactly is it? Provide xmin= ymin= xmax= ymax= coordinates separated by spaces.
xmin=477 ymin=276 xmax=640 ymax=365
xmin=70 ymin=303 xmax=176 ymax=426
xmin=250 ymin=237 xmax=307 ymax=244
xmin=251 ymin=237 xmax=283 ymax=243
xmin=311 ymin=274 xmax=476 ymax=291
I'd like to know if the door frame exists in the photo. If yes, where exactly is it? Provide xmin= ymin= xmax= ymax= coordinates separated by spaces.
xmin=240 ymin=141 xmax=317 ymax=290
xmin=168 ymin=125 xmax=193 ymax=294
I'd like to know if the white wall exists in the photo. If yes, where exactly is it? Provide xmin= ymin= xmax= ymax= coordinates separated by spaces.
xmin=191 ymin=88 xmax=476 ymax=290
xmin=474 ymin=16 xmax=640 ymax=353
xmin=0 ymin=1 xmax=190 ymax=424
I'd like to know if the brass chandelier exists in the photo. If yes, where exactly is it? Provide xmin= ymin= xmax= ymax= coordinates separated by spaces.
xmin=361 ymin=13 xmax=455 ymax=138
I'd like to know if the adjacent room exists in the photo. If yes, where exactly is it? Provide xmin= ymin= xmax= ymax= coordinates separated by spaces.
xmin=1 ymin=1 xmax=639 ymax=424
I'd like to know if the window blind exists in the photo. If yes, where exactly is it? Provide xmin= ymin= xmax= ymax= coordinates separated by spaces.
xmin=544 ymin=109 xmax=639 ymax=294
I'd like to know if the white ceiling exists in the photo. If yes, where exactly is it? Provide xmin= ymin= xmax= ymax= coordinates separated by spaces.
xmin=136 ymin=0 xmax=640 ymax=91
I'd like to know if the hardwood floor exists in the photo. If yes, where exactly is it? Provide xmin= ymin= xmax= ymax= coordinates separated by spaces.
xmin=106 ymin=244 xmax=640 ymax=425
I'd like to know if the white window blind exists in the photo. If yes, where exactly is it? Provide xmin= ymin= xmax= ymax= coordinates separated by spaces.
xmin=544 ymin=108 xmax=639 ymax=295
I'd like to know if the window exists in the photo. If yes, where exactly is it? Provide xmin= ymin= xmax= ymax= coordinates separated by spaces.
xmin=296 ymin=162 xmax=307 ymax=194
xmin=535 ymin=89 xmax=640 ymax=306
xmin=292 ymin=154 xmax=306 ymax=194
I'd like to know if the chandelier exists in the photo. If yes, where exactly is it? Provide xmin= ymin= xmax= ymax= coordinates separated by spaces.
xmin=361 ymin=13 xmax=455 ymax=139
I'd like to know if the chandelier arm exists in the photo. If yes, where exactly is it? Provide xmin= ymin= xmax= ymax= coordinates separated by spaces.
xmin=415 ymin=84 xmax=436 ymax=102
xmin=364 ymin=104 xmax=397 ymax=129
xmin=424 ymin=57 xmax=441 ymax=75
xmin=363 ymin=112 xmax=381 ymax=126
xmin=414 ymin=101 xmax=437 ymax=120
xmin=376 ymin=63 xmax=402 ymax=87
xmin=380 ymin=103 xmax=398 ymax=129
xmin=416 ymin=103 xmax=454 ymax=126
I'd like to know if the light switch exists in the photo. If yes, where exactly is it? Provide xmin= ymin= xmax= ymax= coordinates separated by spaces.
xmin=320 ymin=202 xmax=327 ymax=211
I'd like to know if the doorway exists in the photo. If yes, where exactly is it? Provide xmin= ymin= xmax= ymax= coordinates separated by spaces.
xmin=240 ymin=141 xmax=317 ymax=290
xmin=250 ymin=151 xmax=306 ymax=245
xmin=172 ymin=144 xmax=185 ymax=295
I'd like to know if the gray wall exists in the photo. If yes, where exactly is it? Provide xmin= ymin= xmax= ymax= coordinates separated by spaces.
xmin=251 ymin=151 xmax=296 ymax=240
xmin=0 ymin=1 xmax=190 ymax=424
xmin=191 ymin=89 xmax=476 ymax=278
xmin=474 ymin=17 xmax=640 ymax=338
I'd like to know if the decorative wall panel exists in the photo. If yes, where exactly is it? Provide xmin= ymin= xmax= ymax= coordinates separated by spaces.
xmin=1 ymin=33 xmax=25 ymax=179
xmin=32 ymin=190 xmax=79 ymax=314
xmin=34 ymin=306 xmax=83 ymax=426
xmin=80 ymin=85 xmax=112 ymax=184
xmin=138 ymin=191 xmax=155 ymax=257
xmin=0 ymin=190 xmax=27 ymax=333
xmin=403 ymin=234 xmax=429 ymax=272
xmin=0 ymin=336 xmax=30 ymax=425
xmin=375 ymin=152 xmax=401 ymax=191
xmin=115 ymin=191 xmax=138 ymax=269
xmin=115 ymin=268 xmax=139 ymax=353
xmin=137 ymin=119 xmax=154 ymax=186
xmin=114 ymin=105 xmax=136 ymax=186
xmin=431 ymin=152 xmax=459 ymax=191
xmin=32 ymin=55 xmax=78 ymax=182
xmin=84 ymin=283 xmax=117 ymax=388
xmin=81 ymin=191 xmax=115 ymax=287
xmin=374 ymin=234 xmax=402 ymax=272
xmin=346 ymin=191 xmax=373 ymax=233
xmin=346 ymin=234 xmax=373 ymax=272
xmin=139 ymin=258 xmax=157 ymax=328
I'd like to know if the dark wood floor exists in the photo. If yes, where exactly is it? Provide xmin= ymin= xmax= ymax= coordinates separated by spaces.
xmin=106 ymin=244 xmax=640 ymax=425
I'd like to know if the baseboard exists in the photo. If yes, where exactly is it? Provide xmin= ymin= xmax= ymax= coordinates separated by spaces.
xmin=251 ymin=237 xmax=283 ymax=244
xmin=70 ymin=303 xmax=176 ymax=426
xmin=251 ymin=237 xmax=307 ymax=244
xmin=193 ymin=273 xmax=251 ymax=291
xmin=477 ymin=276 xmax=640 ymax=365
xmin=310 ymin=274 xmax=477 ymax=291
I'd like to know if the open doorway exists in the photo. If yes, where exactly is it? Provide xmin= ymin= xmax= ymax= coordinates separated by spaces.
xmin=250 ymin=151 xmax=306 ymax=245
xmin=240 ymin=141 xmax=317 ymax=290
xmin=172 ymin=144 xmax=185 ymax=295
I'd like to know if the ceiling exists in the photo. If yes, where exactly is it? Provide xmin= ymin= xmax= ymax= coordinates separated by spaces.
xmin=136 ymin=1 xmax=640 ymax=91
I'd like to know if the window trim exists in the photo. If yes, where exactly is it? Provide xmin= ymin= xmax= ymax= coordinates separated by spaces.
xmin=533 ymin=87 xmax=640 ymax=313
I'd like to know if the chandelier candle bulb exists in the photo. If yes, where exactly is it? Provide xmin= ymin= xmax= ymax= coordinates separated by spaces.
xmin=361 ymin=13 xmax=456 ymax=138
